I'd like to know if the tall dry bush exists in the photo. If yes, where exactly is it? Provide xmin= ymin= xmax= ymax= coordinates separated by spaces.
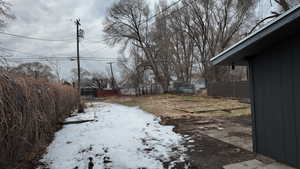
xmin=0 ymin=72 xmax=79 ymax=168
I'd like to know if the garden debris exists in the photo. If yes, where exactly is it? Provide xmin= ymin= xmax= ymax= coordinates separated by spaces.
xmin=61 ymin=119 xmax=94 ymax=125
xmin=175 ymin=106 xmax=249 ymax=114
xmin=195 ymin=120 xmax=215 ymax=125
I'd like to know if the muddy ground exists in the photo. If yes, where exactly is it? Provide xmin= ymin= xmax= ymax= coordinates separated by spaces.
xmin=106 ymin=94 xmax=273 ymax=169
xmin=162 ymin=116 xmax=256 ymax=169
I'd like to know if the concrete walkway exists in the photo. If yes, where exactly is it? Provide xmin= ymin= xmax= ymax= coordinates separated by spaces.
xmin=223 ymin=160 xmax=296 ymax=169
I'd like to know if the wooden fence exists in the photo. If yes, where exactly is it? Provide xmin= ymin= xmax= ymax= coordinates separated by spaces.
xmin=207 ymin=81 xmax=249 ymax=99
xmin=81 ymin=87 xmax=162 ymax=97
xmin=120 ymin=85 xmax=163 ymax=96
xmin=81 ymin=88 xmax=120 ymax=97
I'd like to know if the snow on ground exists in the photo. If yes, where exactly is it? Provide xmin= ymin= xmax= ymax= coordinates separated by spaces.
xmin=38 ymin=102 xmax=187 ymax=169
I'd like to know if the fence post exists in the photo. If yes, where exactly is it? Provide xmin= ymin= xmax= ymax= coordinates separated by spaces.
xmin=234 ymin=81 xmax=237 ymax=98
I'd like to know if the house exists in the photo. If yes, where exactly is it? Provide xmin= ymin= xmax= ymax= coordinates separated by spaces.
xmin=210 ymin=5 xmax=300 ymax=168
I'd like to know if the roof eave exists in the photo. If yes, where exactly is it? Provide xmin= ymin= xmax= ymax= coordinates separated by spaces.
xmin=210 ymin=4 xmax=300 ymax=66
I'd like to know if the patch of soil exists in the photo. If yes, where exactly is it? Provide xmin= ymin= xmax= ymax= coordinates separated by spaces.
xmin=163 ymin=117 xmax=257 ymax=169
xmin=228 ymin=131 xmax=252 ymax=138
xmin=229 ymin=115 xmax=252 ymax=127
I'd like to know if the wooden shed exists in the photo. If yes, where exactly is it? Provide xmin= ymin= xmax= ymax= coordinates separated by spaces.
xmin=211 ymin=5 xmax=300 ymax=168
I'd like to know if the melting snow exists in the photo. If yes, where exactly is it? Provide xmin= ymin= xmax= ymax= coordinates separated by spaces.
xmin=38 ymin=102 xmax=187 ymax=169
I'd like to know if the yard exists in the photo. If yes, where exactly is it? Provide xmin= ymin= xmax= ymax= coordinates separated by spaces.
xmin=37 ymin=94 xmax=280 ymax=169
xmin=105 ymin=94 xmax=251 ymax=118
xmin=104 ymin=94 xmax=274 ymax=168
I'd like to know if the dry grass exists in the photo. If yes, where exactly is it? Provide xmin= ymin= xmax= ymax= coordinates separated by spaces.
xmin=0 ymin=72 xmax=79 ymax=168
xmin=106 ymin=94 xmax=250 ymax=118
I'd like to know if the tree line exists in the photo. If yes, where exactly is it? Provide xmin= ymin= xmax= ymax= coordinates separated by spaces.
xmin=0 ymin=0 xmax=299 ymax=93
xmin=0 ymin=61 xmax=112 ymax=89
xmin=103 ymin=0 xmax=300 ymax=92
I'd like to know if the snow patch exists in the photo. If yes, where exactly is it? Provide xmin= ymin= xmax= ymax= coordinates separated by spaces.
xmin=37 ymin=102 xmax=187 ymax=169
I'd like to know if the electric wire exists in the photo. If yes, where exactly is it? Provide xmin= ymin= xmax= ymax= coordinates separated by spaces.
xmin=0 ymin=31 xmax=75 ymax=42
xmin=0 ymin=46 xmax=72 ymax=58
xmin=0 ymin=0 xmax=190 ymax=64
xmin=141 ymin=0 xmax=184 ymax=25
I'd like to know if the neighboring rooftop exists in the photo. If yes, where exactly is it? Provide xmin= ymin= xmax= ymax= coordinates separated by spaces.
xmin=210 ymin=4 xmax=300 ymax=66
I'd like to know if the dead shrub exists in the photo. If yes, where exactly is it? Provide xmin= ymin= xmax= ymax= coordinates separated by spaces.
xmin=0 ymin=72 xmax=79 ymax=168
xmin=77 ymin=100 xmax=86 ymax=113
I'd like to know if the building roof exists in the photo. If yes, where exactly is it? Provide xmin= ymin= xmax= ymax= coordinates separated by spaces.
xmin=210 ymin=4 xmax=300 ymax=66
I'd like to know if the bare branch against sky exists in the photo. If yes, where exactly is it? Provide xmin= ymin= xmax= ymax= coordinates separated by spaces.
xmin=0 ymin=0 xmax=161 ymax=80
xmin=0 ymin=0 xmax=297 ymax=81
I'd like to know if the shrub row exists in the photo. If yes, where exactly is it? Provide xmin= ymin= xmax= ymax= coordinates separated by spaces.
xmin=0 ymin=72 xmax=79 ymax=168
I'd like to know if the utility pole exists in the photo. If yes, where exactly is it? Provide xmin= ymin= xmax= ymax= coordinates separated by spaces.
xmin=75 ymin=19 xmax=81 ymax=94
xmin=107 ymin=62 xmax=115 ymax=89
xmin=75 ymin=18 xmax=84 ymax=113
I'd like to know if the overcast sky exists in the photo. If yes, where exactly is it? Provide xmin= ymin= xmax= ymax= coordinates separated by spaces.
xmin=1 ymin=0 xmax=272 ymax=80
xmin=1 ymin=0 xmax=162 ymax=80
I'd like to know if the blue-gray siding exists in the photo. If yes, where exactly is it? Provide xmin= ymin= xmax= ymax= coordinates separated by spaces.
xmin=249 ymin=33 xmax=300 ymax=167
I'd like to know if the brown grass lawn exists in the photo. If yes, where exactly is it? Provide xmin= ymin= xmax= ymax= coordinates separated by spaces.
xmin=105 ymin=94 xmax=250 ymax=119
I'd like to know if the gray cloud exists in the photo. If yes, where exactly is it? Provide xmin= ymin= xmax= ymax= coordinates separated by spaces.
xmin=0 ymin=0 xmax=165 ymax=80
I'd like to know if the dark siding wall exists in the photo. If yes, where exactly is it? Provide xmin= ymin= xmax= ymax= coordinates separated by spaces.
xmin=250 ymin=34 xmax=300 ymax=167
xmin=207 ymin=81 xmax=249 ymax=99
xmin=293 ymin=42 xmax=300 ymax=167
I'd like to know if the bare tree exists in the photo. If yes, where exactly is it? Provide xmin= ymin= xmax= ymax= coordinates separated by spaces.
xmin=12 ymin=62 xmax=56 ymax=80
xmin=0 ymin=0 xmax=15 ymax=69
xmin=167 ymin=5 xmax=195 ymax=83
xmin=0 ymin=54 xmax=11 ymax=72
xmin=0 ymin=0 xmax=15 ymax=27
xmin=47 ymin=60 xmax=63 ymax=82
xmin=118 ymin=47 xmax=145 ymax=89
xmin=181 ymin=0 xmax=254 ymax=82
xmin=150 ymin=2 xmax=174 ymax=89
xmin=273 ymin=0 xmax=300 ymax=11
xmin=88 ymin=73 xmax=109 ymax=89
xmin=104 ymin=0 xmax=256 ymax=87
xmin=70 ymin=67 xmax=91 ymax=85
xmin=103 ymin=0 xmax=172 ymax=92
xmin=248 ymin=0 xmax=300 ymax=34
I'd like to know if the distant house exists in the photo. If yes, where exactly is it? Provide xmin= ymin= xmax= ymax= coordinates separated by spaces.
xmin=211 ymin=5 xmax=300 ymax=168
xmin=191 ymin=75 xmax=206 ymax=90
xmin=171 ymin=81 xmax=195 ymax=94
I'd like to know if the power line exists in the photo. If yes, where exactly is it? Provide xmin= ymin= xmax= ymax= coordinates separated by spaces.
xmin=6 ymin=55 xmax=124 ymax=59
xmin=4 ymin=58 xmax=126 ymax=63
xmin=0 ymin=0 xmax=189 ymax=64
xmin=4 ymin=57 xmax=123 ymax=60
xmin=141 ymin=0 xmax=199 ymax=26
xmin=0 ymin=46 xmax=72 ymax=58
xmin=82 ymin=39 xmax=102 ymax=43
xmin=3 ymin=56 xmax=122 ymax=60
xmin=0 ymin=45 xmax=122 ymax=62
xmin=0 ymin=46 xmax=51 ymax=57
xmin=0 ymin=31 xmax=75 ymax=42
xmin=142 ymin=0 xmax=184 ymax=24
xmin=0 ymin=45 xmax=117 ymax=58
